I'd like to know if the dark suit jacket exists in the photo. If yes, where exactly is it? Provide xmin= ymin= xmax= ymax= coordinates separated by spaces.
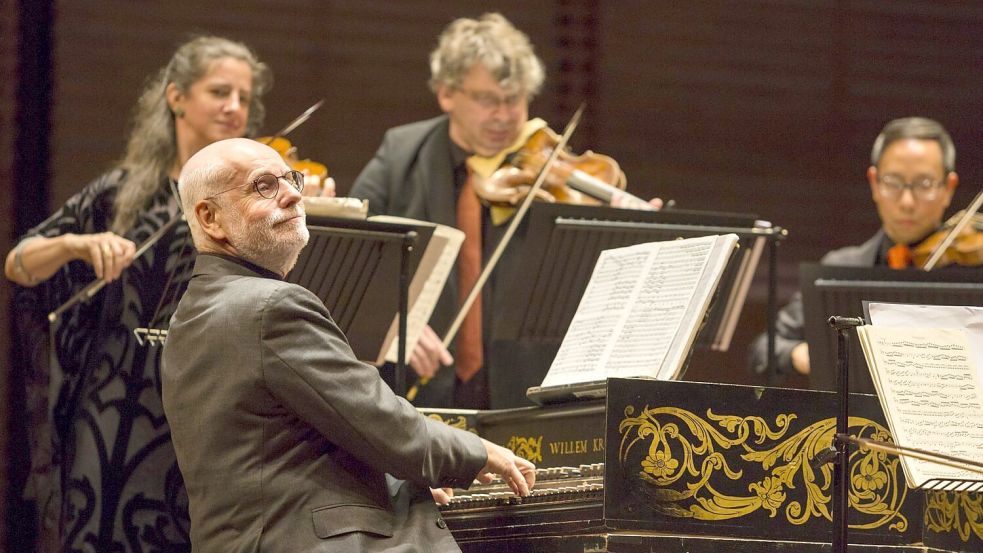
xmin=162 ymin=253 xmax=486 ymax=552
xmin=748 ymin=230 xmax=885 ymax=378
xmin=349 ymin=116 xmax=525 ymax=408
xmin=350 ymin=116 xmax=461 ymax=336
xmin=350 ymin=116 xmax=459 ymax=228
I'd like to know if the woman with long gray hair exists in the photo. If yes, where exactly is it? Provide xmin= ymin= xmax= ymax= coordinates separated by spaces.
xmin=4 ymin=35 xmax=271 ymax=552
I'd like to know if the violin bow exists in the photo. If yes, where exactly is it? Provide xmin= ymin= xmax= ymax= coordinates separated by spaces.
xmin=261 ymin=99 xmax=325 ymax=142
xmin=48 ymin=215 xmax=187 ymax=322
xmin=922 ymin=188 xmax=983 ymax=271
xmin=843 ymin=434 xmax=983 ymax=476
xmin=442 ymin=103 xmax=586 ymax=347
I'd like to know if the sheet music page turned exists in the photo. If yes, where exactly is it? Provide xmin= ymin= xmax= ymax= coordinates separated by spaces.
xmin=857 ymin=320 xmax=983 ymax=489
xmin=368 ymin=216 xmax=464 ymax=365
xmin=539 ymin=234 xmax=738 ymax=388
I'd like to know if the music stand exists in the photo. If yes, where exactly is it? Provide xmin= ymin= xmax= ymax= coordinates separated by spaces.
xmin=800 ymin=263 xmax=983 ymax=394
xmin=825 ymin=309 xmax=983 ymax=553
xmin=489 ymin=202 xmax=783 ymax=408
xmin=286 ymin=214 xmax=433 ymax=396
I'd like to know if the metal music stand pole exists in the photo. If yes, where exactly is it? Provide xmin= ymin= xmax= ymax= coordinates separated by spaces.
xmin=765 ymin=234 xmax=780 ymax=385
xmin=828 ymin=315 xmax=864 ymax=553
xmin=395 ymin=231 xmax=418 ymax=398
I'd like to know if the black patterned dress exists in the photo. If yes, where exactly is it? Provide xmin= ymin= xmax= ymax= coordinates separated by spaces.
xmin=13 ymin=169 xmax=194 ymax=552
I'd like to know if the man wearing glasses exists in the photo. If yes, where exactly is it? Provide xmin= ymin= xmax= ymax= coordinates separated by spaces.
xmin=348 ymin=13 xmax=547 ymax=409
xmin=351 ymin=13 xmax=659 ymax=410
xmin=162 ymin=138 xmax=535 ymax=552
xmin=749 ymin=116 xmax=967 ymax=380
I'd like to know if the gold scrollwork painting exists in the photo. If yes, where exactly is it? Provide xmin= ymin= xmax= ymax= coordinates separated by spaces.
xmin=617 ymin=406 xmax=908 ymax=532
xmin=507 ymin=436 xmax=544 ymax=463
xmin=426 ymin=414 xmax=477 ymax=434
xmin=925 ymin=490 xmax=983 ymax=543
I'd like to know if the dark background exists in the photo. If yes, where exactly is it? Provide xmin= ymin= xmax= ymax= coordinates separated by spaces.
xmin=2 ymin=1 xmax=982 ymax=549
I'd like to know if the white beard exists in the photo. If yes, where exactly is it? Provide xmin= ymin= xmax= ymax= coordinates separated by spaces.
xmin=225 ymin=206 xmax=310 ymax=275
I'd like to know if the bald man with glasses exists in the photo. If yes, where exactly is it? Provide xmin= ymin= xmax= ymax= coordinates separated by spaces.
xmin=162 ymin=138 xmax=535 ymax=552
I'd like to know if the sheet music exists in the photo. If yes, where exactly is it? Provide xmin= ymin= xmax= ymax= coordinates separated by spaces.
xmin=541 ymin=234 xmax=738 ymax=388
xmin=369 ymin=216 xmax=464 ymax=365
xmin=858 ymin=312 xmax=983 ymax=488
xmin=867 ymin=303 xmax=983 ymax=362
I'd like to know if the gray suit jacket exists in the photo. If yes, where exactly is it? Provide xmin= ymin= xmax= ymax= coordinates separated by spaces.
xmin=162 ymin=254 xmax=486 ymax=552
xmin=748 ymin=230 xmax=884 ymax=379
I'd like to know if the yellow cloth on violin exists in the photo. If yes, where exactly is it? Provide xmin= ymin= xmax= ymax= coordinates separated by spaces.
xmin=466 ymin=118 xmax=548 ymax=178
xmin=466 ymin=118 xmax=548 ymax=226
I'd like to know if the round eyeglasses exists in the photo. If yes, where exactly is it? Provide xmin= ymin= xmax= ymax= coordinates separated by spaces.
xmin=458 ymin=88 xmax=526 ymax=111
xmin=207 ymin=170 xmax=306 ymax=200
xmin=876 ymin=175 xmax=944 ymax=201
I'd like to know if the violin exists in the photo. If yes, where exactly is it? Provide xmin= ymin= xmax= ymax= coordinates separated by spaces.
xmin=408 ymin=107 xmax=590 ymax=401
xmin=912 ymin=209 xmax=983 ymax=270
xmin=473 ymin=125 xmax=655 ymax=211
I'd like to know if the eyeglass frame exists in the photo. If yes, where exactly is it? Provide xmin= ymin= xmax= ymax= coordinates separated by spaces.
xmin=456 ymin=87 xmax=527 ymax=111
xmin=875 ymin=173 xmax=947 ymax=201
xmin=205 ymin=169 xmax=306 ymax=201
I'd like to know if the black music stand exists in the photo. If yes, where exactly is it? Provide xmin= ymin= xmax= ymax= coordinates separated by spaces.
xmin=825 ymin=308 xmax=983 ymax=553
xmin=490 ymin=202 xmax=783 ymax=408
xmin=286 ymin=214 xmax=433 ymax=396
xmin=801 ymin=263 xmax=983 ymax=394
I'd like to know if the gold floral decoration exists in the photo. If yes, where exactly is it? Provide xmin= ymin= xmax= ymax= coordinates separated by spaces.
xmin=427 ymin=414 xmax=476 ymax=434
xmin=507 ymin=435 xmax=544 ymax=463
xmin=618 ymin=405 xmax=908 ymax=532
xmin=925 ymin=490 xmax=983 ymax=543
